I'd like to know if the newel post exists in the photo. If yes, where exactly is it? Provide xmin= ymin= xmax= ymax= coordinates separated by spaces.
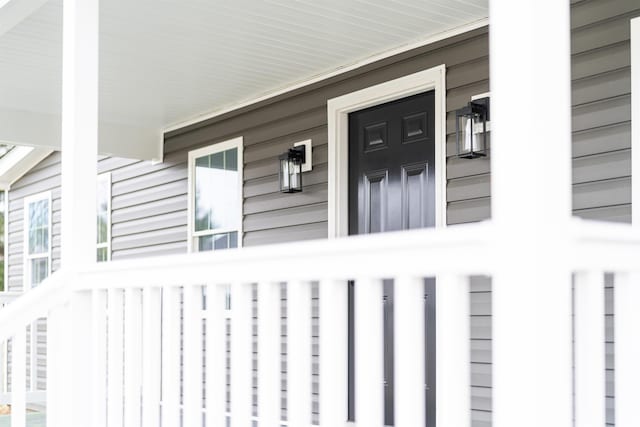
xmin=489 ymin=0 xmax=573 ymax=426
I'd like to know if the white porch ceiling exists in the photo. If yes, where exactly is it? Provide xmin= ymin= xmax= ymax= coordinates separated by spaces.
xmin=0 ymin=0 xmax=488 ymax=161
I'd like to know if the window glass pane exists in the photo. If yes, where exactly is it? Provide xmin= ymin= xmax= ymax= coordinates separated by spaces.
xmin=194 ymin=148 xmax=239 ymax=233
xmin=28 ymin=199 xmax=49 ymax=255
xmin=198 ymin=235 xmax=214 ymax=252
xmin=97 ymin=247 xmax=108 ymax=262
xmin=228 ymin=231 xmax=238 ymax=249
xmin=31 ymin=257 xmax=48 ymax=287
xmin=97 ymin=212 xmax=108 ymax=244
xmin=210 ymin=152 xmax=224 ymax=169
xmin=97 ymin=178 xmax=109 ymax=245
xmin=213 ymin=233 xmax=229 ymax=250
xmin=225 ymin=148 xmax=238 ymax=171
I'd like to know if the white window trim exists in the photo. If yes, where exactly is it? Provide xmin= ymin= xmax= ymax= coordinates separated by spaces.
xmin=23 ymin=191 xmax=52 ymax=291
xmin=187 ymin=136 xmax=244 ymax=253
xmin=327 ymin=64 xmax=448 ymax=237
xmin=97 ymin=172 xmax=112 ymax=261
xmin=632 ymin=17 xmax=639 ymax=226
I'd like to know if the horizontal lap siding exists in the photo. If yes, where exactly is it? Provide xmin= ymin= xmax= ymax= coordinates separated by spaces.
xmin=571 ymin=0 xmax=640 ymax=223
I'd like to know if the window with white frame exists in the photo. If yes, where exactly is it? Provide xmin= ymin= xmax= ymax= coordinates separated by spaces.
xmin=24 ymin=192 xmax=51 ymax=289
xmin=188 ymin=137 xmax=243 ymax=252
xmin=97 ymin=173 xmax=111 ymax=262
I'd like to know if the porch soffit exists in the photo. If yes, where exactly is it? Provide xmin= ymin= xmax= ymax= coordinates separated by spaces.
xmin=0 ymin=0 xmax=488 ymax=161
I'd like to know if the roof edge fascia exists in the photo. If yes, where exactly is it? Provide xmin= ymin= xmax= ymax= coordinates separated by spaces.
xmin=0 ymin=146 xmax=53 ymax=190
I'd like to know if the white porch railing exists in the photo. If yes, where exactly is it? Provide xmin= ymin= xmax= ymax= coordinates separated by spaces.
xmin=0 ymin=218 xmax=637 ymax=427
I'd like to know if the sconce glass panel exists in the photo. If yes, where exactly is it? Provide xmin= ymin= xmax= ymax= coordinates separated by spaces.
xmin=279 ymin=147 xmax=305 ymax=193
xmin=456 ymin=98 xmax=489 ymax=159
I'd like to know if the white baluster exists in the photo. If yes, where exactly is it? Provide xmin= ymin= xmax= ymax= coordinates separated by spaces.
xmin=206 ymin=284 xmax=227 ymax=427
xmin=287 ymin=280 xmax=312 ymax=427
xmin=47 ymin=302 xmax=71 ymax=427
xmin=124 ymin=288 xmax=143 ymax=427
xmin=354 ymin=278 xmax=384 ymax=426
xmin=108 ymin=289 xmax=125 ymax=427
xmin=142 ymin=287 xmax=162 ymax=427
xmin=92 ymin=290 xmax=108 ymax=427
xmin=11 ymin=328 xmax=26 ymax=427
xmin=574 ymin=271 xmax=605 ymax=427
xmin=436 ymin=274 xmax=470 ymax=427
xmin=71 ymin=291 xmax=94 ymax=427
xmin=319 ymin=279 xmax=348 ymax=427
xmin=162 ymin=286 xmax=181 ymax=427
xmin=258 ymin=282 xmax=281 ymax=426
xmin=394 ymin=276 xmax=425 ymax=427
xmin=231 ymin=282 xmax=253 ymax=427
xmin=184 ymin=284 xmax=204 ymax=427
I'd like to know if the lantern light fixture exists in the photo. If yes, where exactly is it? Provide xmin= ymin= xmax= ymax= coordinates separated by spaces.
xmin=456 ymin=96 xmax=490 ymax=159
xmin=279 ymin=145 xmax=306 ymax=193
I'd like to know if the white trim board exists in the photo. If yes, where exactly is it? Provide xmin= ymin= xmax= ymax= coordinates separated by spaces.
xmin=164 ymin=18 xmax=487 ymax=134
xmin=0 ymin=146 xmax=53 ymax=190
xmin=326 ymin=65 xmax=448 ymax=238
xmin=632 ymin=17 xmax=639 ymax=226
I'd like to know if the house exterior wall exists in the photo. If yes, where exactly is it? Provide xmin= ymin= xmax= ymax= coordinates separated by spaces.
xmin=4 ymin=0 xmax=639 ymax=424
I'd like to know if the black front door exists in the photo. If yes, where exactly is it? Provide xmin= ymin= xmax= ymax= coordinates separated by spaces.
xmin=348 ymin=90 xmax=436 ymax=426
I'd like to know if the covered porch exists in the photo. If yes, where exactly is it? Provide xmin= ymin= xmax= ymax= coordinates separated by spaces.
xmin=0 ymin=0 xmax=639 ymax=426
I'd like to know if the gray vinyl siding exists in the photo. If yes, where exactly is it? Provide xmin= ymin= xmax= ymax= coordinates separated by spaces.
xmin=5 ymin=1 xmax=638 ymax=424
xmin=571 ymin=0 xmax=638 ymax=223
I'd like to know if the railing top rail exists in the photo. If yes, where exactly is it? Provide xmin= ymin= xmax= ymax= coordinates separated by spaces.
xmin=0 ymin=292 xmax=23 ymax=304
xmin=1 ymin=217 xmax=638 ymax=343
xmin=0 ymin=271 xmax=68 ymax=343
xmin=75 ymin=221 xmax=495 ymax=289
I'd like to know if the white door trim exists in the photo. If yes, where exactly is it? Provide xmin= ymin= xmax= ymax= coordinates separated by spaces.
xmin=327 ymin=65 xmax=447 ymax=238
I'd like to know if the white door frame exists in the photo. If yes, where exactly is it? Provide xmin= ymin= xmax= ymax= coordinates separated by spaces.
xmin=326 ymin=64 xmax=447 ymax=237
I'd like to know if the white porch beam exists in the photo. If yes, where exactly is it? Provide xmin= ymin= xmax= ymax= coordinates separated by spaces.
xmin=0 ymin=107 xmax=162 ymax=162
xmin=490 ymin=1 xmax=573 ymax=427
xmin=60 ymin=0 xmax=99 ymax=266
xmin=0 ymin=108 xmax=60 ymax=148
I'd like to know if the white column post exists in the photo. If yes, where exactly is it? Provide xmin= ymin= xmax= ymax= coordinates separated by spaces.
xmin=61 ymin=0 xmax=99 ymax=421
xmin=617 ymin=18 xmax=640 ymax=427
xmin=633 ymin=18 xmax=639 ymax=227
xmin=61 ymin=0 xmax=99 ymax=267
xmin=490 ymin=1 xmax=573 ymax=426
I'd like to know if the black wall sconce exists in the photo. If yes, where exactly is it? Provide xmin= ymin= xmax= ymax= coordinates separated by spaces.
xmin=456 ymin=96 xmax=490 ymax=159
xmin=279 ymin=146 xmax=306 ymax=193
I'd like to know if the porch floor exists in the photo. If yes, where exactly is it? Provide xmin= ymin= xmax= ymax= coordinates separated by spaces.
xmin=0 ymin=413 xmax=46 ymax=427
